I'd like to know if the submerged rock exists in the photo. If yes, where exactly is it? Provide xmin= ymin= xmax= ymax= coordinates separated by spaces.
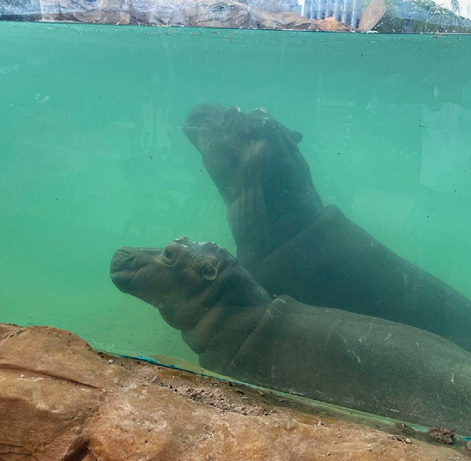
xmin=0 ymin=323 xmax=468 ymax=460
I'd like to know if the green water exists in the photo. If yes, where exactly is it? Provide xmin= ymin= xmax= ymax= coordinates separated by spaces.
xmin=1 ymin=22 xmax=470 ymax=363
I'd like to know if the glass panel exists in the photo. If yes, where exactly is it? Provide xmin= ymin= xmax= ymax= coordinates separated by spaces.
xmin=1 ymin=22 xmax=470 ymax=434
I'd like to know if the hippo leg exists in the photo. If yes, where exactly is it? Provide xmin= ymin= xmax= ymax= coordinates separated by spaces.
xmin=183 ymin=104 xmax=471 ymax=351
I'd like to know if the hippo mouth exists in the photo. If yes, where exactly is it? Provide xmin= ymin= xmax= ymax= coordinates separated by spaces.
xmin=183 ymin=104 xmax=240 ymax=147
xmin=110 ymin=247 xmax=162 ymax=293
xmin=110 ymin=248 xmax=138 ymax=292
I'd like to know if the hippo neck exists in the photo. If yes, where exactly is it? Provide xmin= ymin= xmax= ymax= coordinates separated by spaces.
xmin=212 ymin=263 xmax=273 ymax=308
xmin=181 ymin=263 xmax=272 ymax=360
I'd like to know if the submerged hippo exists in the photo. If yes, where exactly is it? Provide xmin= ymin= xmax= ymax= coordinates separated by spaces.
xmin=183 ymin=104 xmax=471 ymax=352
xmin=110 ymin=237 xmax=471 ymax=434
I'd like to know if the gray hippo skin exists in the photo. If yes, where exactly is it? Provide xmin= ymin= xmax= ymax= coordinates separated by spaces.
xmin=110 ymin=237 xmax=471 ymax=434
xmin=183 ymin=104 xmax=471 ymax=352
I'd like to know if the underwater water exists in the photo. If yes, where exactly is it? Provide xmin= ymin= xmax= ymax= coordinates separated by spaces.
xmin=1 ymin=21 xmax=471 ymax=381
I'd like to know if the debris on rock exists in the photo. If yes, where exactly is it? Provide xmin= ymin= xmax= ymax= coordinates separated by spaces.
xmin=428 ymin=427 xmax=456 ymax=445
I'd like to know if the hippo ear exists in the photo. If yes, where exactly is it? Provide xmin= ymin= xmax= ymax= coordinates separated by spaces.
xmin=194 ymin=242 xmax=222 ymax=280
xmin=291 ymin=130 xmax=303 ymax=144
xmin=201 ymin=266 xmax=218 ymax=281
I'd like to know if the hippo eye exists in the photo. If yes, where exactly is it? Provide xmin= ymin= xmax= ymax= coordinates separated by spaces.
xmin=162 ymin=246 xmax=175 ymax=261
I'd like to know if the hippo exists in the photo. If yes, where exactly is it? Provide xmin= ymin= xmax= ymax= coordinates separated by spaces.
xmin=110 ymin=237 xmax=471 ymax=434
xmin=183 ymin=104 xmax=471 ymax=352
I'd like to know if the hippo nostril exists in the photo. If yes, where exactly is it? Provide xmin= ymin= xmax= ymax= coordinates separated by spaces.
xmin=110 ymin=248 xmax=134 ymax=273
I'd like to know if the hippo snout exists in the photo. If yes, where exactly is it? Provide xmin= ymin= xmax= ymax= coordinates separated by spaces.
xmin=110 ymin=247 xmax=134 ymax=273
xmin=110 ymin=247 xmax=162 ymax=291
xmin=111 ymin=246 xmax=162 ymax=270
xmin=183 ymin=104 xmax=242 ymax=146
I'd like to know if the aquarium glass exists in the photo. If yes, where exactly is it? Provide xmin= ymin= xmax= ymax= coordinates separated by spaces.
xmin=1 ymin=21 xmax=471 ymax=433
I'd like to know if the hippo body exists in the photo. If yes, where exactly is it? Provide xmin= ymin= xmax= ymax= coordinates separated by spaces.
xmin=110 ymin=238 xmax=471 ymax=434
xmin=183 ymin=104 xmax=471 ymax=352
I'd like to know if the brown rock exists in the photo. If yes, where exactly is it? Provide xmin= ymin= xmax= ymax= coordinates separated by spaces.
xmin=180 ymin=0 xmax=339 ymax=30
xmin=130 ymin=0 xmax=186 ymax=25
xmin=38 ymin=0 xmax=352 ymax=31
xmin=41 ymin=0 xmax=131 ymax=23
xmin=0 ymin=323 xmax=467 ymax=460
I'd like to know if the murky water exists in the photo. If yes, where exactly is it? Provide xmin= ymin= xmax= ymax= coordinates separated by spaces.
xmin=1 ymin=21 xmax=470 ymax=370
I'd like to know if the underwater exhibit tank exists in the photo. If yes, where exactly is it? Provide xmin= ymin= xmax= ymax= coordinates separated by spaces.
xmin=1 ymin=0 xmax=471 ymax=436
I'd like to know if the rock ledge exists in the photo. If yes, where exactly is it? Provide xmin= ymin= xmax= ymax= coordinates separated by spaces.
xmin=0 ymin=323 xmax=468 ymax=460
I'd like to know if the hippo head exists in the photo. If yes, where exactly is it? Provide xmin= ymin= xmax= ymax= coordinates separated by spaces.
xmin=182 ymin=104 xmax=323 ymax=269
xmin=183 ymin=104 xmax=304 ymax=207
xmin=110 ymin=237 xmax=238 ymax=330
